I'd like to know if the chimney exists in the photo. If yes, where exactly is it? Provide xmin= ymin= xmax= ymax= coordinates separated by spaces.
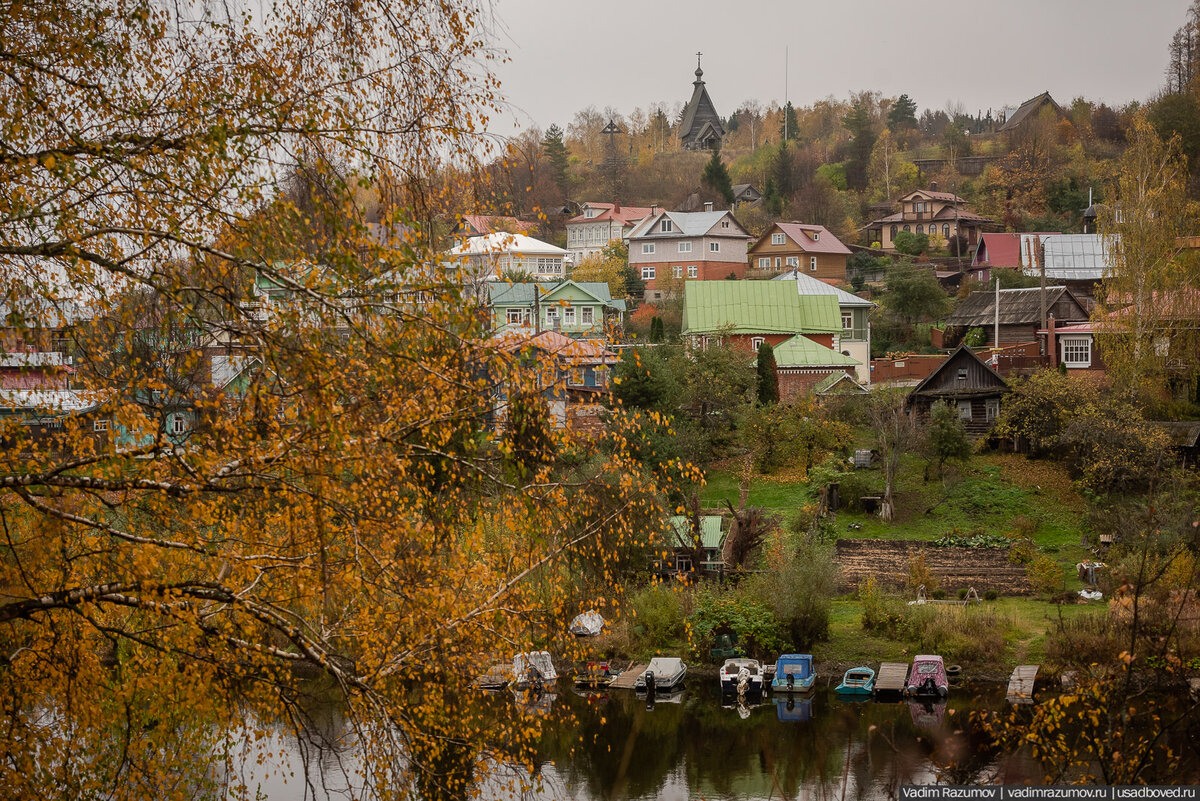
xmin=704 ymin=201 xmax=714 ymax=212
xmin=929 ymin=181 xmax=939 ymax=192
xmin=651 ymin=203 xmax=658 ymax=216
xmin=613 ymin=201 xmax=621 ymax=213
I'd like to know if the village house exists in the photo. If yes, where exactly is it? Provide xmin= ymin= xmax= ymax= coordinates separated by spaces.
xmin=998 ymin=91 xmax=1068 ymax=135
xmin=679 ymin=56 xmax=724 ymax=151
xmin=905 ymin=344 xmax=1009 ymax=436
xmin=443 ymin=232 xmax=569 ymax=300
xmin=627 ymin=207 xmax=753 ymax=302
xmin=771 ymin=269 xmax=873 ymax=384
xmin=969 ymin=233 xmax=1113 ymax=299
xmin=945 ymin=285 xmax=1090 ymax=348
xmin=660 ymin=515 xmax=726 ymax=576
xmin=861 ymin=186 xmax=996 ymax=252
xmin=682 ymin=281 xmax=858 ymax=401
xmin=564 ymin=202 xmax=657 ymax=264
xmin=486 ymin=280 xmax=625 ymax=339
xmin=748 ymin=222 xmax=853 ymax=285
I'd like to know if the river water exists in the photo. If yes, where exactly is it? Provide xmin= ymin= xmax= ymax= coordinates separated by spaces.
xmin=225 ymin=678 xmax=1197 ymax=800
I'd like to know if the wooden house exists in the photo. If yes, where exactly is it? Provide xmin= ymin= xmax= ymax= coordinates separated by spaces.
xmin=905 ymin=345 xmax=1009 ymax=435
xmin=661 ymin=514 xmax=726 ymax=575
xmin=861 ymin=186 xmax=997 ymax=252
xmin=998 ymin=91 xmax=1067 ymax=135
xmin=946 ymin=286 xmax=1089 ymax=347
xmin=748 ymin=222 xmax=852 ymax=285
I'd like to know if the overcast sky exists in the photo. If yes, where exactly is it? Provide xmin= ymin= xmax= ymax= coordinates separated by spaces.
xmin=486 ymin=0 xmax=1189 ymax=136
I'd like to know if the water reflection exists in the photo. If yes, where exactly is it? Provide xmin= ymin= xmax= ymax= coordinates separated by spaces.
xmin=224 ymin=680 xmax=1193 ymax=800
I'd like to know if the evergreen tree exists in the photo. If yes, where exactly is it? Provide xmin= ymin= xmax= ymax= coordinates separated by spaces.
xmin=650 ymin=316 xmax=664 ymax=343
xmin=541 ymin=123 xmax=570 ymax=195
xmin=701 ymin=147 xmax=735 ymax=205
xmin=756 ymin=342 xmax=779 ymax=405
xmin=887 ymin=94 xmax=918 ymax=130
xmin=842 ymin=101 xmax=877 ymax=191
xmin=780 ymin=101 xmax=799 ymax=141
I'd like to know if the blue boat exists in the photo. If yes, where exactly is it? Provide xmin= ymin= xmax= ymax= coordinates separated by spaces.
xmin=835 ymin=666 xmax=876 ymax=696
xmin=774 ymin=694 xmax=813 ymax=722
xmin=770 ymin=654 xmax=815 ymax=694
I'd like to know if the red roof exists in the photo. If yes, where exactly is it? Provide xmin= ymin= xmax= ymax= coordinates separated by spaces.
xmin=460 ymin=214 xmax=537 ymax=236
xmin=770 ymin=222 xmax=852 ymax=255
xmin=973 ymin=233 xmax=1022 ymax=268
xmin=494 ymin=330 xmax=616 ymax=362
xmin=567 ymin=203 xmax=657 ymax=226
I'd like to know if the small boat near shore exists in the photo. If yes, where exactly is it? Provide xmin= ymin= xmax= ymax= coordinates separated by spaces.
xmin=634 ymin=657 xmax=687 ymax=693
xmin=574 ymin=660 xmax=614 ymax=689
xmin=720 ymin=658 xmax=764 ymax=695
xmin=513 ymin=651 xmax=557 ymax=691
xmin=569 ymin=610 xmax=605 ymax=637
xmin=770 ymin=654 xmax=815 ymax=694
xmin=905 ymin=655 xmax=948 ymax=698
xmin=835 ymin=666 xmax=876 ymax=696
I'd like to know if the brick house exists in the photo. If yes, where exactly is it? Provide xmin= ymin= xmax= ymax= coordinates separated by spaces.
xmin=627 ymin=207 xmax=753 ymax=302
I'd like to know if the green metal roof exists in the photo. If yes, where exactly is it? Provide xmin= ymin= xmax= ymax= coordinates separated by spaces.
xmin=669 ymin=515 xmax=724 ymax=550
xmin=682 ymin=281 xmax=841 ymax=335
xmin=771 ymin=335 xmax=860 ymax=368
xmin=811 ymin=371 xmax=868 ymax=394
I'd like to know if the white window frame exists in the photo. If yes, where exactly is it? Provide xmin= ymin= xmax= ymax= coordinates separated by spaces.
xmin=751 ymin=336 xmax=765 ymax=350
xmin=94 ymin=418 xmax=110 ymax=432
xmin=810 ymin=256 xmax=818 ymax=271
xmin=673 ymin=265 xmax=683 ymax=279
xmin=774 ymin=257 xmax=781 ymax=269
xmin=1061 ymin=337 xmax=1092 ymax=368
xmin=169 ymin=413 xmax=189 ymax=435
xmin=813 ymin=232 xmax=820 ymax=241
xmin=545 ymin=306 xmax=560 ymax=325
xmin=581 ymin=306 xmax=594 ymax=325
xmin=757 ymin=257 xmax=770 ymax=269
xmin=678 ymin=241 xmax=692 ymax=253
xmin=564 ymin=306 xmax=576 ymax=325
xmin=786 ymin=256 xmax=799 ymax=268
xmin=709 ymin=242 xmax=720 ymax=253
xmin=506 ymin=307 xmax=524 ymax=325
xmin=661 ymin=219 xmax=673 ymax=232
xmin=771 ymin=233 xmax=785 ymax=245
xmin=641 ymin=265 xmax=656 ymax=280
xmin=841 ymin=311 xmax=853 ymax=332
xmin=957 ymin=400 xmax=972 ymax=420
xmin=688 ymin=265 xmax=698 ymax=278
xmin=642 ymin=243 xmax=655 ymax=255
xmin=985 ymin=398 xmax=1000 ymax=422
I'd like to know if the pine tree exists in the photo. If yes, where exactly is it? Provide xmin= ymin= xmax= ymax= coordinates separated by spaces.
xmin=701 ymin=147 xmax=734 ymax=205
xmin=780 ymin=101 xmax=799 ymax=141
xmin=756 ymin=342 xmax=779 ymax=405
xmin=541 ymin=123 xmax=570 ymax=195
xmin=887 ymin=94 xmax=918 ymax=130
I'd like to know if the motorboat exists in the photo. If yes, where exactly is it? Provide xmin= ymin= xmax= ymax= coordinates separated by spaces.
xmin=905 ymin=654 xmax=948 ymax=698
xmin=719 ymin=657 xmax=764 ymax=695
xmin=775 ymin=694 xmax=814 ymax=722
xmin=573 ymin=660 xmax=614 ymax=689
xmin=634 ymin=657 xmax=687 ymax=693
xmin=770 ymin=654 xmax=815 ymax=694
xmin=835 ymin=666 xmax=876 ymax=696
xmin=569 ymin=609 xmax=605 ymax=637
xmin=512 ymin=651 xmax=557 ymax=691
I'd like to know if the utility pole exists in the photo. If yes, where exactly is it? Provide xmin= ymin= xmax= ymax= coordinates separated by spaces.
xmin=784 ymin=47 xmax=789 ymax=142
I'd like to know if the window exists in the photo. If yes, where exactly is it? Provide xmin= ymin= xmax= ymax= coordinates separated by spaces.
xmin=903 ymin=225 xmax=911 ymax=232
xmin=841 ymin=311 xmax=854 ymax=332
xmin=584 ymin=208 xmax=596 ymax=218
xmin=721 ymin=221 xmax=729 ymax=228
xmin=758 ymin=257 xmax=770 ymax=269
xmin=809 ymin=256 xmax=817 ymax=271
xmin=986 ymin=398 xmax=1000 ymax=422
xmin=1062 ymin=337 xmax=1091 ymax=367
xmin=642 ymin=243 xmax=655 ymax=254
xmin=506 ymin=307 xmax=525 ymax=325
xmin=537 ymin=257 xmax=562 ymax=274
xmin=957 ymin=368 xmax=968 ymax=380
xmin=943 ymin=224 xmax=951 ymax=238
xmin=564 ymin=306 xmax=576 ymax=325
xmin=957 ymin=400 xmax=972 ymax=420
xmin=581 ymin=306 xmax=594 ymax=325
xmin=641 ymin=265 xmax=656 ymax=280
xmin=813 ymin=232 xmax=820 ymax=241
xmin=660 ymin=219 xmax=673 ymax=232
xmin=916 ymin=224 xmax=924 ymax=234
xmin=709 ymin=242 xmax=720 ymax=253
xmin=678 ymin=242 xmax=692 ymax=253
xmin=786 ymin=256 xmax=799 ymax=268
xmin=546 ymin=306 xmax=560 ymax=325
xmin=890 ymin=225 xmax=898 ymax=239
xmin=169 ymin=413 xmax=189 ymax=435
xmin=688 ymin=265 xmax=698 ymax=278
xmin=771 ymin=233 xmax=785 ymax=245
xmin=673 ymin=265 xmax=683 ymax=279
xmin=775 ymin=257 xmax=782 ymax=269
xmin=94 ymin=418 xmax=110 ymax=432
xmin=569 ymin=368 xmax=585 ymax=386
xmin=751 ymin=336 xmax=765 ymax=350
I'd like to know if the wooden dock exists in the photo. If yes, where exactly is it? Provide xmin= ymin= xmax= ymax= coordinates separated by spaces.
xmin=1007 ymin=665 xmax=1039 ymax=703
xmin=877 ymin=662 xmax=909 ymax=694
xmin=609 ymin=663 xmax=648 ymax=690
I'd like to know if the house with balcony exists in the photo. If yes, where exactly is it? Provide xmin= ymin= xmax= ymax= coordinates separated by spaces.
xmin=487 ymin=280 xmax=625 ymax=339
xmin=565 ymin=202 xmax=657 ymax=264
xmin=627 ymin=207 xmax=753 ymax=302
xmin=772 ymin=270 xmax=874 ymax=384
xmin=862 ymin=186 xmax=996 ymax=252
xmin=748 ymin=222 xmax=852 ymax=285
xmin=443 ymin=232 xmax=569 ymax=300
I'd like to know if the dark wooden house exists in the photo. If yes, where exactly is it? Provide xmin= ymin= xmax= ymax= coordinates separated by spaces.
xmin=906 ymin=345 xmax=1009 ymax=436
xmin=946 ymin=286 xmax=1089 ymax=347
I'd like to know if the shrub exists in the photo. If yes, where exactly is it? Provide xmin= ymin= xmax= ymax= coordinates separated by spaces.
xmin=957 ymin=588 xmax=969 ymax=600
xmin=1011 ymin=515 xmax=1038 ymax=539
xmin=963 ymin=327 xmax=988 ymax=348
xmin=1028 ymin=555 xmax=1063 ymax=595
xmin=901 ymin=605 xmax=1014 ymax=663
xmin=931 ymin=589 xmax=946 ymax=600
xmin=688 ymin=586 xmax=785 ymax=660
xmin=1007 ymin=537 xmax=1037 ymax=565
xmin=836 ymin=470 xmax=877 ymax=512
xmin=1046 ymin=614 xmax=1122 ymax=666
xmin=629 ymin=584 xmax=686 ymax=647
xmin=984 ymin=590 xmax=999 ymax=601
xmin=906 ymin=552 xmax=938 ymax=595
xmin=859 ymin=576 xmax=906 ymax=638
xmin=748 ymin=537 xmax=835 ymax=648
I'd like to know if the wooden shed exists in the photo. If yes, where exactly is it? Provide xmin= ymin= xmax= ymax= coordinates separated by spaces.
xmin=946 ymin=286 xmax=1089 ymax=347
xmin=906 ymin=345 xmax=1009 ymax=435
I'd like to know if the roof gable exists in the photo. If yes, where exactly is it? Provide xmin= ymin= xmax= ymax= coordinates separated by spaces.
xmin=756 ymin=222 xmax=852 ymax=255
xmin=908 ymin=345 xmax=1008 ymax=397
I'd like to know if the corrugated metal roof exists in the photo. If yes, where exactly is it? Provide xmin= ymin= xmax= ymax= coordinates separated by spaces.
xmin=1031 ymin=234 xmax=1115 ymax=281
xmin=771 ymin=269 xmax=874 ymax=307
xmin=669 ymin=515 xmax=724 ymax=550
xmin=947 ymin=286 xmax=1084 ymax=327
xmin=683 ymin=281 xmax=841 ymax=334
xmin=771 ymin=335 xmax=860 ymax=368
xmin=446 ymin=232 xmax=566 ymax=256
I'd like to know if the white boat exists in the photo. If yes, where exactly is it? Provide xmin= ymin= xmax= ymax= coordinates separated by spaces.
xmin=512 ymin=651 xmax=557 ymax=690
xmin=633 ymin=657 xmax=687 ymax=692
xmin=720 ymin=658 xmax=764 ymax=695
xmin=569 ymin=610 xmax=605 ymax=637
